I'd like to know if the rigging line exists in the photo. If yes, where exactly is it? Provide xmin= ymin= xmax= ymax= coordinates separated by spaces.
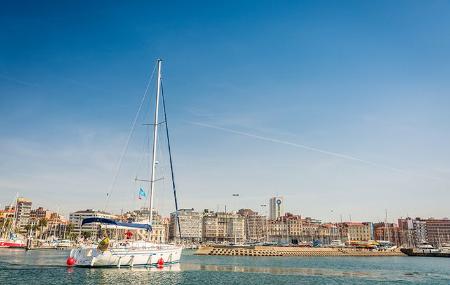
xmin=132 ymin=122 xmax=151 ymax=190
xmin=104 ymin=63 xmax=157 ymax=212
xmin=161 ymin=81 xmax=182 ymax=240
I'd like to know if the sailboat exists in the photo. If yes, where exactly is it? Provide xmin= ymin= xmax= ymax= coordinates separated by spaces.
xmin=0 ymin=196 xmax=26 ymax=248
xmin=67 ymin=59 xmax=182 ymax=267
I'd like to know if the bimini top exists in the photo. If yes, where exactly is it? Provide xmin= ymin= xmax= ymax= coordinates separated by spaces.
xmin=81 ymin=217 xmax=152 ymax=231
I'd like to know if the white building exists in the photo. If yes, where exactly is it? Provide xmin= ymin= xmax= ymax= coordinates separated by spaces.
xmin=169 ymin=208 xmax=202 ymax=242
xmin=69 ymin=209 xmax=116 ymax=238
xmin=124 ymin=208 xmax=168 ymax=244
xmin=15 ymin=197 xmax=32 ymax=231
xmin=202 ymin=211 xmax=245 ymax=243
xmin=269 ymin=197 xmax=284 ymax=220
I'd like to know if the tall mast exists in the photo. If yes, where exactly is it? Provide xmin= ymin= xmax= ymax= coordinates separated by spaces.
xmin=161 ymin=84 xmax=182 ymax=240
xmin=149 ymin=59 xmax=162 ymax=224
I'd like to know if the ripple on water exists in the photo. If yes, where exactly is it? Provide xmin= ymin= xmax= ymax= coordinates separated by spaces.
xmin=0 ymin=249 xmax=450 ymax=284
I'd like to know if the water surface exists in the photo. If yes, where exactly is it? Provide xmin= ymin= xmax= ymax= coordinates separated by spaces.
xmin=1 ymin=249 xmax=449 ymax=284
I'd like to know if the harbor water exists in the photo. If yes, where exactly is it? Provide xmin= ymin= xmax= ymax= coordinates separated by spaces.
xmin=1 ymin=249 xmax=449 ymax=284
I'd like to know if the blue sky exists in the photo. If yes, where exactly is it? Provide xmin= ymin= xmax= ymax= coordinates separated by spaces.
xmin=1 ymin=1 xmax=449 ymax=221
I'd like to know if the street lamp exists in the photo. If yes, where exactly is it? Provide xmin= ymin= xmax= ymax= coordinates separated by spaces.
xmin=260 ymin=204 xmax=268 ymax=242
xmin=232 ymin=194 xmax=240 ymax=244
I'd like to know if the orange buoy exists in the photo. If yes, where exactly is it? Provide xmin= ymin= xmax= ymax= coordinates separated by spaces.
xmin=66 ymin=257 xmax=76 ymax=266
xmin=156 ymin=257 xmax=164 ymax=269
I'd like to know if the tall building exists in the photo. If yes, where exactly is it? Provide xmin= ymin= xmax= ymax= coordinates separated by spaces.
xmin=268 ymin=213 xmax=299 ymax=243
xmin=373 ymin=222 xmax=401 ymax=245
xmin=30 ymin=207 xmax=53 ymax=220
xmin=169 ymin=208 xmax=202 ymax=242
xmin=298 ymin=217 xmax=322 ymax=242
xmin=15 ymin=197 xmax=32 ymax=231
xmin=339 ymin=222 xmax=374 ymax=242
xmin=201 ymin=210 xmax=245 ymax=243
xmin=422 ymin=218 xmax=450 ymax=247
xmin=398 ymin=217 xmax=450 ymax=247
xmin=318 ymin=223 xmax=340 ymax=244
xmin=269 ymin=197 xmax=284 ymax=220
xmin=268 ymin=214 xmax=322 ymax=244
xmin=202 ymin=210 xmax=220 ymax=242
xmin=69 ymin=209 xmax=117 ymax=238
xmin=123 ymin=208 xmax=169 ymax=243
xmin=398 ymin=217 xmax=427 ymax=247
xmin=237 ymin=209 xmax=267 ymax=242
xmin=41 ymin=213 xmax=69 ymax=240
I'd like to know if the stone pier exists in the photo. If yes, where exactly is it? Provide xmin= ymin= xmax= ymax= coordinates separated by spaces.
xmin=196 ymin=245 xmax=405 ymax=257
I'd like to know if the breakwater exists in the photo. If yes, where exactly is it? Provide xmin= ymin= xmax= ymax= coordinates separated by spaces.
xmin=196 ymin=245 xmax=405 ymax=257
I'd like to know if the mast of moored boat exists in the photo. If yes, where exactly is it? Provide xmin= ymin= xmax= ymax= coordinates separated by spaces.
xmin=149 ymin=59 xmax=162 ymax=227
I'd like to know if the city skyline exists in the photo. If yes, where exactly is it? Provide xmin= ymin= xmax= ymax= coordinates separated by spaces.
xmin=2 ymin=195 xmax=448 ymax=226
xmin=2 ymin=1 xmax=450 ymax=221
xmin=3 ymin=195 xmax=449 ymax=248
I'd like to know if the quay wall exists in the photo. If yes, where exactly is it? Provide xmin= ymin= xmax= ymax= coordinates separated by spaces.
xmin=196 ymin=245 xmax=405 ymax=257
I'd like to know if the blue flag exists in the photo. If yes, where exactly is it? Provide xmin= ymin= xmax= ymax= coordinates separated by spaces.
xmin=138 ymin=188 xmax=147 ymax=200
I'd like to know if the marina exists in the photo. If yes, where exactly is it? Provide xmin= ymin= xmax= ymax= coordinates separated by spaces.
xmin=2 ymin=1 xmax=450 ymax=284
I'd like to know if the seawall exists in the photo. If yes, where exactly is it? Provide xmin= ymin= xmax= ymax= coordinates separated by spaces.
xmin=196 ymin=245 xmax=405 ymax=257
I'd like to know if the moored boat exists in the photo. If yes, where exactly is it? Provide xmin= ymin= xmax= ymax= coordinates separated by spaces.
xmin=401 ymin=242 xmax=450 ymax=257
xmin=67 ymin=59 xmax=183 ymax=267
xmin=0 ymin=237 xmax=26 ymax=248
xmin=70 ymin=240 xmax=181 ymax=267
xmin=400 ymin=247 xmax=450 ymax=257
xmin=56 ymin=239 xmax=72 ymax=248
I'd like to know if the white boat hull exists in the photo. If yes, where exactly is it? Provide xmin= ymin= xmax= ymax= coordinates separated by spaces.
xmin=69 ymin=243 xmax=182 ymax=267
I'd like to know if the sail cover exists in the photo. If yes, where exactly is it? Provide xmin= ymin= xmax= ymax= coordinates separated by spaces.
xmin=81 ymin=218 xmax=152 ymax=231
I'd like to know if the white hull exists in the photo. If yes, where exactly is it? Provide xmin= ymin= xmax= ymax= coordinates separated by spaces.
xmin=69 ymin=242 xmax=182 ymax=267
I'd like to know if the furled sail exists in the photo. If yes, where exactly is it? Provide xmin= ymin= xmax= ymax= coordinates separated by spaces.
xmin=81 ymin=218 xmax=152 ymax=231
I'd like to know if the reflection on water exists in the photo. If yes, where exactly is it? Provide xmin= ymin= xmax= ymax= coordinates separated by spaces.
xmin=181 ymin=263 xmax=373 ymax=277
xmin=82 ymin=263 xmax=183 ymax=284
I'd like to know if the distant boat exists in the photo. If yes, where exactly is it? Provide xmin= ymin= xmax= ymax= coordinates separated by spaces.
xmin=329 ymin=240 xmax=345 ymax=248
xmin=67 ymin=59 xmax=182 ymax=267
xmin=401 ymin=242 xmax=450 ymax=258
xmin=439 ymin=243 xmax=450 ymax=254
xmin=0 ymin=196 xmax=26 ymax=249
xmin=0 ymin=234 xmax=25 ymax=248
xmin=56 ymin=239 xmax=72 ymax=248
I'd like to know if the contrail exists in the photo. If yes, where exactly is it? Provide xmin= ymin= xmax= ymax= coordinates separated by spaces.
xmin=190 ymin=121 xmax=447 ymax=182
xmin=0 ymin=74 xmax=36 ymax=87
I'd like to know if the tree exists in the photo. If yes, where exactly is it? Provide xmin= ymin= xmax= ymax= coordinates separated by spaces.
xmin=38 ymin=218 xmax=48 ymax=239
xmin=81 ymin=231 xmax=92 ymax=240
xmin=32 ymin=225 xmax=39 ymax=238
xmin=65 ymin=223 xmax=74 ymax=239
xmin=0 ymin=218 xmax=12 ymax=231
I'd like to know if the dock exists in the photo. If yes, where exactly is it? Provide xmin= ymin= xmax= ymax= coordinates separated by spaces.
xmin=196 ymin=245 xmax=405 ymax=257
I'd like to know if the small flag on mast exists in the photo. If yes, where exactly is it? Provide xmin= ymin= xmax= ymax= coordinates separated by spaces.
xmin=138 ymin=188 xmax=147 ymax=200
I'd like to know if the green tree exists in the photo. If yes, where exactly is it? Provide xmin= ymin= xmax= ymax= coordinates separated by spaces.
xmin=69 ymin=232 xmax=79 ymax=241
xmin=38 ymin=218 xmax=48 ymax=239
xmin=32 ymin=224 xmax=39 ymax=238
xmin=65 ymin=223 xmax=74 ymax=239
xmin=81 ymin=231 xmax=92 ymax=240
